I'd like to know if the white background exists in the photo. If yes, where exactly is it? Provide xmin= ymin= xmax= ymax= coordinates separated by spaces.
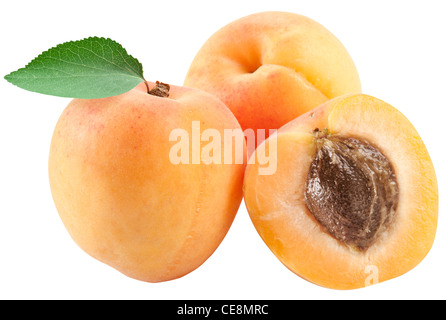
xmin=1 ymin=0 xmax=445 ymax=300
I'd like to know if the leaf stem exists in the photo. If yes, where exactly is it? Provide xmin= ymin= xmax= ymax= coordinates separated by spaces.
xmin=143 ymin=80 xmax=150 ymax=94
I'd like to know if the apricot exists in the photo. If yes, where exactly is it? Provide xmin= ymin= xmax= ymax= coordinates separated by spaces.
xmin=48 ymin=81 xmax=246 ymax=282
xmin=184 ymin=11 xmax=361 ymax=142
xmin=243 ymin=94 xmax=438 ymax=289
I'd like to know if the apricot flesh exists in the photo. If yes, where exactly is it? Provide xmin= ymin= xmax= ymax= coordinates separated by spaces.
xmin=49 ymin=82 xmax=246 ymax=282
xmin=184 ymin=11 xmax=361 ymax=142
xmin=243 ymin=94 xmax=438 ymax=289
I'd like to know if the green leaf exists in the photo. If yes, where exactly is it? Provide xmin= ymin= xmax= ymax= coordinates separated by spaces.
xmin=4 ymin=37 xmax=146 ymax=99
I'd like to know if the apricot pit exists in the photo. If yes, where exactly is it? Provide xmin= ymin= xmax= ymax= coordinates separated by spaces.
xmin=305 ymin=130 xmax=399 ymax=251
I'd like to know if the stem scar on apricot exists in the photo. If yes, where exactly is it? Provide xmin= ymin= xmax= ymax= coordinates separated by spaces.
xmin=148 ymin=81 xmax=170 ymax=97
xmin=304 ymin=128 xmax=399 ymax=251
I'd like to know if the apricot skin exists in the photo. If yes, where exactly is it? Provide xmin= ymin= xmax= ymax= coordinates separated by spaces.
xmin=49 ymin=82 xmax=246 ymax=282
xmin=184 ymin=11 xmax=361 ymax=141
xmin=243 ymin=94 xmax=438 ymax=290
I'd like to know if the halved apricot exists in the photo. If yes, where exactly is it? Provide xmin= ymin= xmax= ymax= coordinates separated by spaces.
xmin=243 ymin=94 xmax=438 ymax=289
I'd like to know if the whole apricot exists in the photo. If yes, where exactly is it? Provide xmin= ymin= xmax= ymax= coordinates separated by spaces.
xmin=184 ymin=11 xmax=361 ymax=143
xmin=49 ymin=82 xmax=246 ymax=282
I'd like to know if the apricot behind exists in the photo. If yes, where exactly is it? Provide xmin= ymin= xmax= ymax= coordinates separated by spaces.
xmin=185 ymin=11 xmax=361 ymax=142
